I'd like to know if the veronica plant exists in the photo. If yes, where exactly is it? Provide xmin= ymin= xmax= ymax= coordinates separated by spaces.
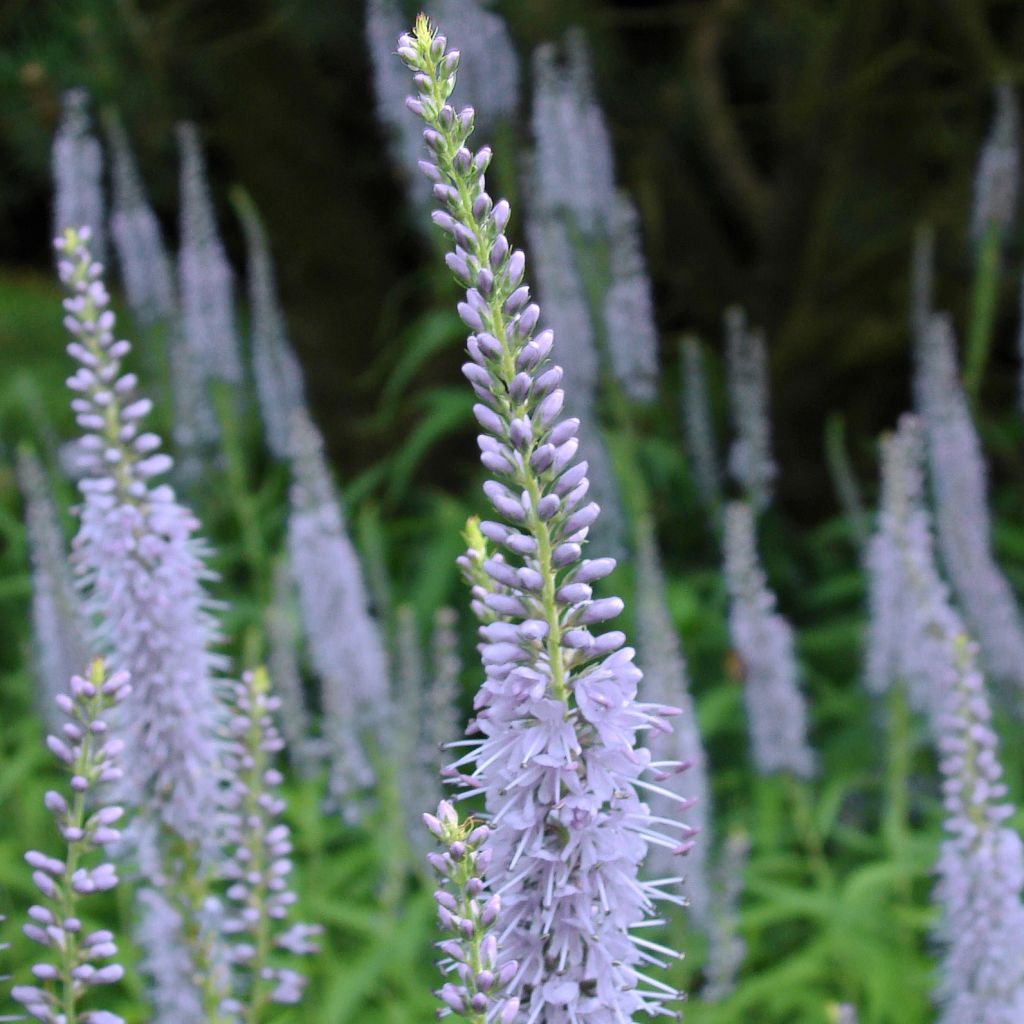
xmin=56 ymin=227 xmax=229 ymax=1020
xmin=221 ymin=669 xmax=320 ymax=1020
xmin=724 ymin=501 xmax=815 ymax=778
xmin=18 ymin=448 xmax=90 ymax=731
xmin=425 ymin=801 xmax=519 ymax=1023
xmin=53 ymin=90 xmax=105 ymax=264
xmin=400 ymin=19 xmax=693 ymax=1018
xmin=11 ymin=660 xmax=130 ymax=1024
xmin=916 ymin=312 xmax=1024 ymax=693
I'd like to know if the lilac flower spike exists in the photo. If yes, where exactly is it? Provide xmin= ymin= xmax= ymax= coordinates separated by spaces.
xmin=107 ymin=116 xmax=176 ymax=325
xmin=12 ymin=660 xmax=130 ymax=1024
xmin=603 ymin=195 xmax=659 ymax=403
xmin=57 ymin=225 xmax=225 ymax=848
xmin=286 ymin=411 xmax=390 ymax=816
xmin=724 ymin=501 xmax=816 ymax=778
xmin=970 ymin=81 xmax=1020 ymax=244
xmin=18 ymin=448 xmax=90 ymax=730
xmin=53 ymin=90 xmax=105 ymax=262
xmin=401 ymin=19 xmax=692 ymax=1019
xmin=177 ymin=122 xmax=242 ymax=385
xmin=725 ymin=308 xmax=775 ymax=513
xmin=634 ymin=520 xmax=710 ymax=923
xmin=916 ymin=313 xmax=1024 ymax=691
xmin=425 ymin=801 xmax=520 ymax=1024
xmin=236 ymin=193 xmax=309 ymax=460
xmin=222 ymin=669 xmax=320 ymax=1016
xmin=680 ymin=336 xmax=722 ymax=519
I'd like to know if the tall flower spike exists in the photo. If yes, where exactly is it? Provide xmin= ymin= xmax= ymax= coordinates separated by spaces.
xmin=680 ymin=336 xmax=722 ymax=519
xmin=724 ymin=501 xmax=816 ymax=778
xmin=725 ymin=308 xmax=775 ymax=513
xmin=11 ymin=660 xmax=130 ymax=1024
xmin=367 ymin=0 xmax=434 ymax=212
xmin=970 ymin=81 xmax=1020 ymax=244
xmin=53 ymin=89 xmax=105 ymax=262
xmin=932 ymin=634 xmax=1024 ymax=1022
xmin=18 ymin=448 xmax=90 ymax=731
xmin=916 ymin=313 xmax=1024 ymax=691
xmin=603 ymin=195 xmax=659 ymax=403
xmin=286 ymin=411 xmax=390 ymax=818
xmin=177 ymin=122 xmax=242 ymax=386
xmin=222 ymin=669 xmax=320 ymax=1016
xmin=266 ymin=558 xmax=321 ymax=778
xmin=701 ymin=830 xmax=749 ymax=1002
xmin=634 ymin=519 xmax=709 ymax=924
xmin=236 ymin=192 xmax=309 ymax=460
xmin=106 ymin=115 xmax=176 ymax=325
xmin=425 ymin=802 xmax=519 ymax=1023
xmin=401 ymin=19 xmax=691 ymax=1019
xmin=427 ymin=0 xmax=519 ymax=130
xmin=531 ymin=32 xmax=616 ymax=236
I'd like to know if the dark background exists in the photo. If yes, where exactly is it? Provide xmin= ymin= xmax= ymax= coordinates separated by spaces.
xmin=3 ymin=0 xmax=1024 ymax=517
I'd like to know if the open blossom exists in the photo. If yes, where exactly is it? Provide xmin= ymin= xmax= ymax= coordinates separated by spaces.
xmin=970 ymin=81 xmax=1020 ymax=243
xmin=107 ymin=115 xmax=176 ymax=325
xmin=725 ymin=308 xmax=775 ymax=512
xmin=12 ymin=661 xmax=130 ymax=1024
xmin=236 ymin=192 xmax=309 ymax=460
xmin=52 ymin=89 xmax=105 ymax=262
xmin=680 ymin=336 xmax=722 ymax=518
xmin=634 ymin=519 xmax=711 ymax=924
xmin=724 ymin=501 xmax=815 ymax=778
xmin=286 ymin=411 xmax=390 ymax=817
xmin=915 ymin=313 xmax=1024 ymax=691
xmin=18 ymin=448 xmax=90 ymax=730
xmin=401 ymin=19 xmax=694 ymax=1019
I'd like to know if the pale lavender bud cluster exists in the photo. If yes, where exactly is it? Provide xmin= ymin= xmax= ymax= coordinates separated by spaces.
xmin=133 ymin=887 xmax=204 ymax=1023
xmin=237 ymin=195 xmax=309 ymax=460
xmin=424 ymin=801 xmax=519 ymax=1023
xmin=725 ymin=308 xmax=776 ymax=512
xmin=177 ymin=122 xmax=242 ymax=386
xmin=367 ymin=0 xmax=434 ymax=212
xmin=107 ymin=116 xmax=176 ymax=325
xmin=701 ymin=830 xmax=749 ymax=1002
xmin=931 ymin=634 xmax=1024 ymax=1022
xmin=286 ymin=412 xmax=390 ymax=817
xmin=970 ymin=81 xmax=1020 ymax=242
xmin=57 ymin=227 xmax=226 ymax=850
xmin=531 ymin=32 xmax=616 ymax=236
xmin=12 ymin=662 xmax=130 ymax=1024
xmin=427 ymin=0 xmax=519 ymax=130
xmin=634 ymin=520 xmax=709 ymax=922
xmin=916 ymin=313 xmax=1024 ymax=691
xmin=52 ymin=89 xmax=105 ymax=262
xmin=680 ymin=336 xmax=723 ymax=518
xmin=221 ymin=669 xmax=320 ymax=1012
xmin=603 ymin=195 xmax=659 ymax=402
xmin=401 ymin=21 xmax=692 ymax=1018
xmin=724 ymin=501 xmax=816 ymax=778
xmin=17 ymin=449 xmax=90 ymax=730
xmin=266 ymin=558 xmax=321 ymax=778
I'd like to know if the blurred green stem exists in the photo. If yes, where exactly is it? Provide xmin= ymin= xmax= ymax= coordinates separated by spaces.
xmin=963 ymin=219 xmax=1003 ymax=402
xmin=882 ymin=685 xmax=912 ymax=897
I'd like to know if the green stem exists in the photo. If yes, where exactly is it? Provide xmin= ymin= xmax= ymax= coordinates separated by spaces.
xmin=881 ymin=685 xmax=911 ymax=874
xmin=963 ymin=219 xmax=1003 ymax=402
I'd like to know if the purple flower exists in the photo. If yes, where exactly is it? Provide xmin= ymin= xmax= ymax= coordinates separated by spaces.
xmin=425 ymin=801 xmax=519 ymax=1023
xmin=724 ymin=501 xmax=816 ymax=778
xmin=970 ymin=81 xmax=1019 ymax=243
xmin=401 ymin=20 xmax=694 ymax=1018
xmin=107 ymin=115 xmax=176 ymax=325
xmin=12 ymin=660 xmax=130 ymax=1024
xmin=17 ymin=449 xmax=90 ymax=731
xmin=915 ymin=313 xmax=1024 ymax=691
xmin=236 ymin=193 xmax=309 ymax=461
xmin=286 ymin=412 xmax=390 ymax=818
xmin=52 ymin=89 xmax=105 ymax=262
xmin=725 ymin=308 xmax=775 ymax=513
xmin=221 ymin=669 xmax=320 ymax=1015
